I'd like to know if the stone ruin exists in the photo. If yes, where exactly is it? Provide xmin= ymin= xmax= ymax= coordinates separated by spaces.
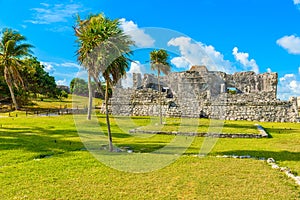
xmin=102 ymin=66 xmax=299 ymax=122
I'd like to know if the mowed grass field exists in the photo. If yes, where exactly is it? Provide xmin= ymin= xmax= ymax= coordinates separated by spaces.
xmin=0 ymin=109 xmax=300 ymax=199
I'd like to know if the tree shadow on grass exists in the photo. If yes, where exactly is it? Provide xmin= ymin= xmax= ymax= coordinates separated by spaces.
xmin=0 ymin=126 xmax=84 ymax=155
xmin=214 ymin=150 xmax=300 ymax=162
xmin=222 ymin=123 xmax=258 ymax=132
xmin=263 ymin=127 xmax=299 ymax=135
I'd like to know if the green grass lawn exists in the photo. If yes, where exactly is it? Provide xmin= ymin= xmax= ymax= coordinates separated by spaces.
xmin=0 ymin=113 xmax=299 ymax=199
xmin=25 ymin=94 xmax=102 ymax=109
xmin=128 ymin=116 xmax=260 ymax=134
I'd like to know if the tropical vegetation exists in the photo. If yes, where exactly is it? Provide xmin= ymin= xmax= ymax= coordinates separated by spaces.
xmin=150 ymin=49 xmax=171 ymax=124
xmin=74 ymin=13 xmax=134 ymax=151
xmin=0 ymin=29 xmax=33 ymax=109
xmin=0 ymin=29 xmax=67 ymax=108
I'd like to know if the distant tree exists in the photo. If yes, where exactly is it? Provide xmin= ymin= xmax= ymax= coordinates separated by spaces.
xmin=150 ymin=49 xmax=171 ymax=124
xmin=70 ymin=78 xmax=89 ymax=96
xmin=58 ymin=90 xmax=68 ymax=101
xmin=0 ymin=29 xmax=33 ymax=109
xmin=21 ymin=57 xmax=60 ymax=98
xmin=70 ymin=77 xmax=105 ymax=98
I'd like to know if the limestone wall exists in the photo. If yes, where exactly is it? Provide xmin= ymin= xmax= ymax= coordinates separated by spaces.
xmin=100 ymin=67 xmax=299 ymax=123
xmin=102 ymin=88 xmax=299 ymax=122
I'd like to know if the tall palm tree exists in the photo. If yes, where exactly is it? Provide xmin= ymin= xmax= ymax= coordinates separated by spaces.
xmin=150 ymin=49 xmax=171 ymax=124
xmin=74 ymin=13 xmax=133 ymax=151
xmin=0 ymin=29 xmax=33 ymax=110
xmin=103 ymin=55 xmax=129 ymax=151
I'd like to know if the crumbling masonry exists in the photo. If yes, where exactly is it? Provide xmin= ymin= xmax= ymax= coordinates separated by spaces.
xmin=102 ymin=66 xmax=299 ymax=122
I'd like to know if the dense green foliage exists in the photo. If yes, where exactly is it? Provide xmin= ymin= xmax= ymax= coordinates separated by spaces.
xmin=70 ymin=77 xmax=109 ymax=98
xmin=21 ymin=57 xmax=61 ymax=98
xmin=0 ymin=28 xmax=33 ymax=109
xmin=0 ymin=29 xmax=66 ymax=107
xmin=70 ymin=78 xmax=89 ymax=96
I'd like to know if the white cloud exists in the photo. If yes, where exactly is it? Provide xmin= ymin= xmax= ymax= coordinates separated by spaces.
xmin=41 ymin=62 xmax=55 ymax=74
xmin=122 ymin=61 xmax=146 ymax=88
xmin=47 ymin=25 xmax=72 ymax=33
xmin=279 ymin=74 xmax=295 ymax=82
xmin=119 ymin=18 xmax=155 ymax=47
xmin=232 ymin=47 xmax=259 ymax=73
xmin=294 ymin=0 xmax=300 ymax=5
xmin=167 ymin=36 xmax=233 ymax=73
xmin=56 ymin=79 xmax=67 ymax=86
xmin=61 ymin=62 xmax=81 ymax=69
xmin=276 ymin=35 xmax=300 ymax=54
xmin=26 ymin=3 xmax=85 ymax=24
xmin=40 ymin=3 xmax=50 ymax=7
xmin=277 ymin=73 xmax=300 ymax=100
xmin=266 ymin=68 xmax=272 ymax=73
xmin=170 ymin=57 xmax=190 ymax=69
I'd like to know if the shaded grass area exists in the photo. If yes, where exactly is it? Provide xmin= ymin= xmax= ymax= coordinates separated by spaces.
xmin=0 ymin=116 xmax=83 ymax=167
xmin=0 ymin=114 xmax=299 ymax=199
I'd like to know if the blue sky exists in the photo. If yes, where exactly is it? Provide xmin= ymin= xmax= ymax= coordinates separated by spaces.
xmin=0 ymin=0 xmax=300 ymax=100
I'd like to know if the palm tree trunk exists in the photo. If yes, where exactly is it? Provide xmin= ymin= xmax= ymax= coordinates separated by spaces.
xmin=4 ymin=71 xmax=19 ymax=110
xmin=87 ymin=71 xmax=92 ymax=120
xmin=105 ymin=79 xmax=113 ymax=152
xmin=6 ymin=80 xmax=19 ymax=110
xmin=158 ymin=69 xmax=162 ymax=125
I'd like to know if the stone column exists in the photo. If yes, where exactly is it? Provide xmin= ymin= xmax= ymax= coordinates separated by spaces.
xmin=220 ymin=84 xmax=226 ymax=93
xmin=133 ymin=73 xmax=142 ymax=89
xmin=207 ymin=90 xmax=211 ymax=99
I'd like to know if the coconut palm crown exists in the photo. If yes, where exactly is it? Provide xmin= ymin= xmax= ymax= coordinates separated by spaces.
xmin=0 ymin=29 xmax=33 ymax=109
xmin=74 ymin=13 xmax=134 ymax=151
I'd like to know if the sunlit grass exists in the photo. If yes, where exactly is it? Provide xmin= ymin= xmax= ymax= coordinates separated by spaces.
xmin=0 ymin=113 xmax=299 ymax=199
xmin=26 ymin=94 xmax=102 ymax=109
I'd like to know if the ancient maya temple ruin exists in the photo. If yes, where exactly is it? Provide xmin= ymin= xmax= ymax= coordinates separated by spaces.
xmin=102 ymin=66 xmax=299 ymax=122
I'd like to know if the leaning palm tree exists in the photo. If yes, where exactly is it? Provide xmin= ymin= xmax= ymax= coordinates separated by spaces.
xmin=150 ymin=49 xmax=171 ymax=124
xmin=0 ymin=29 xmax=33 ymax=110
xmin=74 ymin=13 xmax=133 ymax=151
xmin=102 ymin=55 xmax=130 ymax=151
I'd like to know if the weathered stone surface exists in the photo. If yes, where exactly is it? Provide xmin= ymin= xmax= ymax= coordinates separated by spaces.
xmin=100 ymin=66 xmax=299 ymax=123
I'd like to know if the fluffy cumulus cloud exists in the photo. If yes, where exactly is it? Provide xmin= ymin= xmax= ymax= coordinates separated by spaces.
xmin=26 ymin=2 xmax=85 ymax=25
xmin=122 ymin=61 xmax=146 ymax=88
xmin=277 ymin=73 xmax=300 ymax=100
xmin=232 ymin=47 xmax=259 ymax=73
xmin=294 ymin=0 xmax=300 ymax=5
xmin=41 ymin=61 xmax=83 ymax=87
xmin=266 ymin=68 xmax=272 ymax=73
xmin=167 ymin=37 xmax=233 ymax=73
xmin=56 ymin=79 xmax=67 ymax=86
xmin=41 ymin=62 xmax=55 ymax=74
xmin=170 ymin=57 xmax=190 ymax=69
xmin=119 ymin=18 xmax=155 ymax=47
xmin=276 ymin=35 xmax=300 ymax=54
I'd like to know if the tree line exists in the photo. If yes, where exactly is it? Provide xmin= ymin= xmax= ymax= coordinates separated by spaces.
xmin=0 ymin=29 xmax=66 ymax=109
